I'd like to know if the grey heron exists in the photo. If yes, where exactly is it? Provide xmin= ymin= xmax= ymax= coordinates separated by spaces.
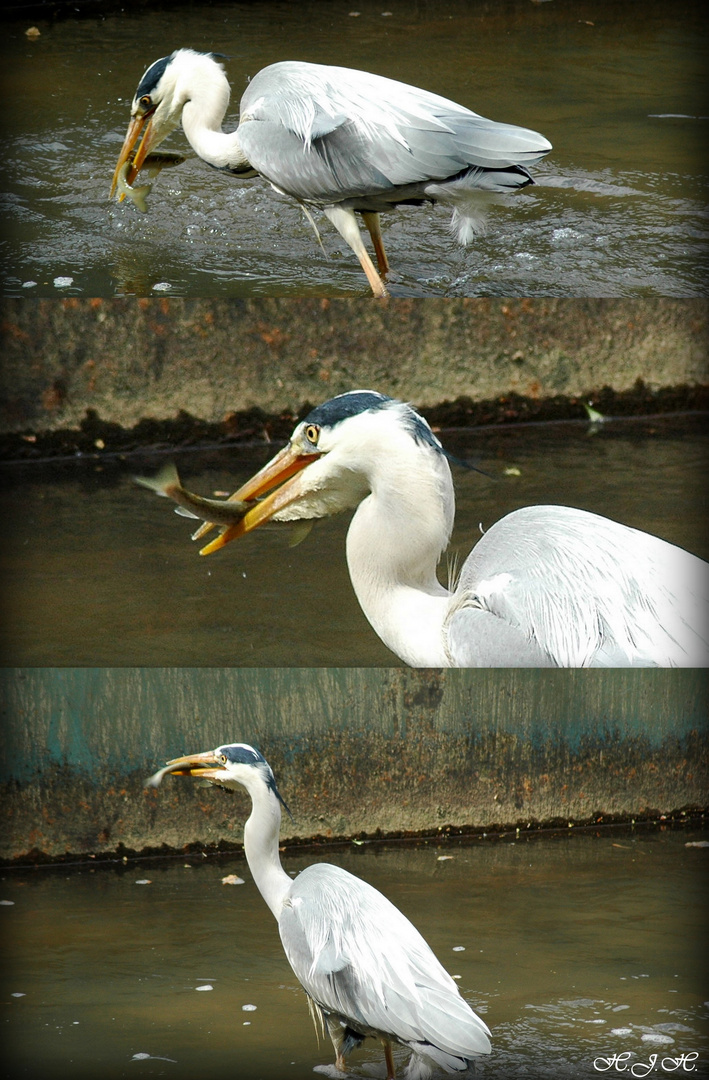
xmin=110 ymin=49 xmax=552 ymax=296
xmin=146 ymin=742 xmax=492 ymax=1078
xmin=149 ymin=390 xmax=708 ymax=668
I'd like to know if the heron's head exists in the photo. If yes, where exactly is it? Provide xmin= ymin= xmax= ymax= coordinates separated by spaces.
xmin=146 ymin=742 xmax=290 ymax=810
xmin=194 ymin=390 xmax=452 ymax=555
xmin=110 ymin=48 xmax=230 ymax=196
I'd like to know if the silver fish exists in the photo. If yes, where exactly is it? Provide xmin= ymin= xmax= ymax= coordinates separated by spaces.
xmin=135 ymin=463 xmax=253 ymax=529
xmin=115 ymin=159 xmax=152 ymax=212
xmin=144 ymin=758 xmax=217 ymax=789
xmin=115 ymin=152 xmax=185 ymax=210
xmin=141 ymin=151 xmax=185 ymax=178
xmin=144 ymin=761 xmax=190 ymax=789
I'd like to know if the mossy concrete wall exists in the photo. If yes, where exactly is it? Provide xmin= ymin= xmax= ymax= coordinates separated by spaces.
xmin=1 ymin=298 xmax=706 ymax=433
xmin=2 ymin=668 xmax=706 ymax=862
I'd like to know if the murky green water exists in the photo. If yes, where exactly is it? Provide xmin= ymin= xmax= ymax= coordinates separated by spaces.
xmin=1 ymin=0 xmax=707 ymax=298
xmin=1 ymin=417 xmax=706 ymax=666
xmin=2 ymin=828 xmax=708 ymax=1079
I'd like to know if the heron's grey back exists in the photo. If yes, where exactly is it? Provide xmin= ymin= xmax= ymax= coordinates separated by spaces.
xmin=238 ymin=62 xmax=551 ymax=205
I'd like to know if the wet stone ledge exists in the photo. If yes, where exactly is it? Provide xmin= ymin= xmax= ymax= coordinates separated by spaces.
xmin=1 ymin=298 xmax=707 ymax=447
xmin=0 ymin=383 xmax=707 ymax=464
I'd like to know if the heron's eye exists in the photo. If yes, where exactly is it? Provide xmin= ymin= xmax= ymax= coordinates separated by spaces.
xmin=219 ymin=753 xmax=227 ymax=765
xmin=139 ymin=95 xmax=152 ymax=108
xmin=304 ymin=424 xmax=320 ymax=445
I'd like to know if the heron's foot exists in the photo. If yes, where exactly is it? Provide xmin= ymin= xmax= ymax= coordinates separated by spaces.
xmin=313 ymin=1064 xmax=348 ymax=1078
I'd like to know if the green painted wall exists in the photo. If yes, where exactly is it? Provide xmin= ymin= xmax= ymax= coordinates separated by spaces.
xmin=2 ymin=668 xmax=706 ymax=861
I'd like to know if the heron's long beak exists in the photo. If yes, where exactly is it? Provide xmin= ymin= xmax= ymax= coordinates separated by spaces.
xmin=144 ymin=749 xmax=226 ymax=789
xmin=109 ymin=108 xmax=157 ymax=198
xmin=196 ymin=442 xmax=322 ymax=556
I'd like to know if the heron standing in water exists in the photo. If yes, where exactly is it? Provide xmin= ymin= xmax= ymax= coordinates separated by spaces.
xmin=146 ymin=742 xmax=492 ymax=1078
xmin=110 ymin=49 xmax=552 ymax=296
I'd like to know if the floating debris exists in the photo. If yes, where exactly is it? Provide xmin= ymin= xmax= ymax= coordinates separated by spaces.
xmin=583 ymin=402 xmax=607 ymax=424
xmin=131 ymin=1053 xmax=177 ymax=1062
xmin=221 ymin=874 xmax=245 ymax=885
xmin=648 ymin=113 xmax=708 ymax=120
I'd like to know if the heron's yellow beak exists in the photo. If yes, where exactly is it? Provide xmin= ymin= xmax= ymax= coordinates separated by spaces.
xmin=144 ymin=749 xmax=229 ymax=789
xmin=196 ymin=442 xmax=322 ymax=556
xmin=109 ymin=107 xmax=157 ymax=199
xmin=166 ymin=750 xmax=225 ymax=779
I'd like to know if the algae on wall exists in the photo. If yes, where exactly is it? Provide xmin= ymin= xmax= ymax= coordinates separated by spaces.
xmin=2 ymin=667 xmax=706 ymax=861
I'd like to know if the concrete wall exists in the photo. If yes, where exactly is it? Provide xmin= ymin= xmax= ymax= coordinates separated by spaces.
xmin=2 ymin=667 xmax=706 ymax=862
xmin=1 ymin=298 xmax=706 ymax=433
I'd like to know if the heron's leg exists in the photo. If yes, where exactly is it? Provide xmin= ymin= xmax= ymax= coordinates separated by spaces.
xmin=325 ymin=1016 xmax=349 ymax=1074
xmin=323 ymin=205 xmax=389 ymax=298
xmin=360 ymin=212 xmax=390 ymax=277
xmin=382 ymin=1038 xmax=396 ymax=1079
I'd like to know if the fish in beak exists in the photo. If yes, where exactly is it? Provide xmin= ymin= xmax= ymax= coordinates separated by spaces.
xmin=145 ymin=750 xmax=227 ymax=789
xmin=109 ymin=103 xmax=158 ymax=200
xmin=194 ymin=441 xmax=323 ymax=556
xmin=134 ymin=463 xmax=255 ymax=531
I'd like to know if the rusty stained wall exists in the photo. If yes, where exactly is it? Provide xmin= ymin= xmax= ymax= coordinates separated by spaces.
xmin=1 ymin=297 xmax=707 ymax=433
xmin=1 ymin=667 xmax=706 ymax=861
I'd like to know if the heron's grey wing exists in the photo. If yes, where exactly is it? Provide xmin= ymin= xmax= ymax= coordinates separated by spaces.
xmin=237 ymin=62 xmax=551 ymax=205
xmin=448 ymin=505 xmax=709 ymax=667
xmin=279 ymin=863 xmax=490 ymax=1064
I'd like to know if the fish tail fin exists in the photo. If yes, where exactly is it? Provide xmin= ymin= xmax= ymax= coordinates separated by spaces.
xmin=134 ymin=462 xmax=181 ymax=498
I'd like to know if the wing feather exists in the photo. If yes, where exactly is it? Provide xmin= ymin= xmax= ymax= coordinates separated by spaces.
xmin=278 ymin=863 xmax=490 ymax=1060
xmin=448 ymin=505 xmax=709 ymax=667
xmin=238 ymin=62 xmax=550 ymax=204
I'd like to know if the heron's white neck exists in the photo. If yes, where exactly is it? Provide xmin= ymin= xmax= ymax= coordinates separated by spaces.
xmin=345 ymin=443 xmax=455 ymax=667
xmin=241 ymin=778 xmax=292 ymax=919
xmin=176 ymin=58 xmax=251 ymax=171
